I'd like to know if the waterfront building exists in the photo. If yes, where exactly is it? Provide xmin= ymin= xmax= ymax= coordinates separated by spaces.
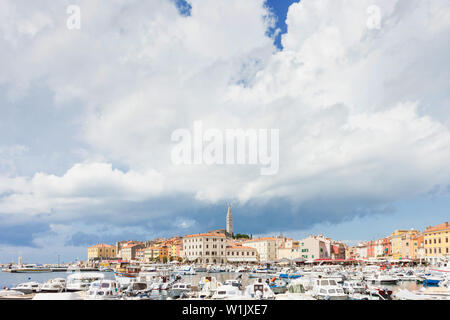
xmin=225 ymin=243 xmax=259 ymax=263
xmin=390 ymin=229 xmax=420 ymax=260
xmin=88 ymin=243 xmax=116 ymax=261
xmin=412 ymin=233 xmax=425 ymax=261
xmin=242 ymin=237 xmax=278 ymax=262
xmin=120 ymin=243 xmax=145 ymax=261
xmin=295 ymin=235 xmax=333 ymax=260
xmin=424 ymin=222 xmax=450 ymax=264
xmin=182 ymin=232 xmax=227 ymax=264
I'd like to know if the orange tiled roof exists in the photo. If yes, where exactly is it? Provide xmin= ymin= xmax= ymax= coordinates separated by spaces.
xmin=242 ymin=237 xmax=277 ymax=242
xmin=425 ymin=222 xmax=450 ymax=233
xmin=89 ymin=243 xmax=114 ymax=248
xmin=122 ymin=243 xmax=142 ymax=249
xmin=184 ymin=232 xmax=226 ymax=238
xmin=226 ymin=245 xmax=255 ymax=250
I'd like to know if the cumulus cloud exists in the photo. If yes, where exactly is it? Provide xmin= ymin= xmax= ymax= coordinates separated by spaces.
xmin=0 ymin=0 xmax=450 ymax=260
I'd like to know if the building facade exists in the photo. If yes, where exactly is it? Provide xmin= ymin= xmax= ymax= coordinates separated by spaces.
xmin=424 ymin=222 xmax=450 ymax=264
xmin=88 ymin=243 xmax=116 ymax=261
xmin=242 ymin=237 xmax=278 ymax=262
xmin=182 ymin=232 xmax=227 ymax=264
xmin=225 ymin=244 xmax=258 ymax=263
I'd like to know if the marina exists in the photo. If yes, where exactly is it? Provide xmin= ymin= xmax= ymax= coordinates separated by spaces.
xmin=1 ymin=262 xmax=449 ymax=300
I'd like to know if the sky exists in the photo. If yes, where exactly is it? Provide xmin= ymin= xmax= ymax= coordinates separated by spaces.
xmin=0 ymin=0 xmax=450 ymax=263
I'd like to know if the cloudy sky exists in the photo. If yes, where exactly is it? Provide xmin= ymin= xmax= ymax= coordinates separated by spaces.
xmin=0 ymin=0 xmax=449 ymax=263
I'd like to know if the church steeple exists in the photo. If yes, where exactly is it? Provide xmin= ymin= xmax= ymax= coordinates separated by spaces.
xmin=226 ymin=203 xmax=233 ymax=237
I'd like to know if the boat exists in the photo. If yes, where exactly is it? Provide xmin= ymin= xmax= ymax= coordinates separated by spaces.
xmin=224 ymin=279 xmax=241 ymax=288
xmin=114 ymin=263 xmax=141 ymax=287
xmin=11 ymin=282 xmax=41 ymax=294
xmin=11 ymin=264 xmax=51 ymax=273
xmin=365 ymin=272 xmax=398 ymax=284
xmin=211 ymin=285 xmax=246 ymax=300
xmin=85 ymin=280 xmax=121 ymax=300
xmin=0 ymin=290 xmax=26 ymax=298
xmin=311 ymin=278 xmax=347 ymax=300
xmin=274 ymin=279 xmax=315 ymax=300
xmin=40 ymin=278 xmax=66 ymax=292
xmin=268 ymin=277 xmax=288 ymax=294
xmin=169 ymin=283 xmax=192 ymax=299
xmin=243 ymin=278 xmax=275 ymax=300
xmin=342 ymin=280 xmax=366 ymax=294
xmin=33 ymin=292 xmax=83 ymax=300
xmin=66 ymin=272 xmax=104 ymax=291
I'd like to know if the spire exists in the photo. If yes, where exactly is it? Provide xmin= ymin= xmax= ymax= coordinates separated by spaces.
xmin=226 ymin=203 xmax=233 ymax=236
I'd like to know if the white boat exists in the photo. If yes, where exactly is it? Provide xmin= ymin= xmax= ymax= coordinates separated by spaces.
xmin=169 ymin=283 xmax=192 ymax=298
xmin=274 ymin=279 xmax=315 ymax=300
xmin=40 ymin=278 xmax=66 ymax=292
xmin=311 ymin=278 xmax=347 ymax=300
xmin=198 ymin=277 xmax=223 ymax=298
xmin=211 ymin=285 xmax=246 ymax=300
xmin=0 ymin=290 xmax=25 ymax=298
xmin=11 ymin=282 xmax=41 ymax=294
xmin=224 ymin=279 xmax=241 ymax=288
xmin=66 ymin=272 xmax=104 ymax=291
xmin=33 ymin=292 xmax=83 ymax=300
xmin=366 ymin=272 xmax=398 ymax=284
xmin=243 ymin=279 xmax=275 ymax=300
xmin=395 ymin=286 xmax=450 ymax=300
xmin=85 ymin=280 xmax=121 ymax=300
xmin=342 ymin=280 xmax=366 ymax=294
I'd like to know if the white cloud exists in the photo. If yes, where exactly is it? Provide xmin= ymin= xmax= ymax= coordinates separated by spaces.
xmin=0 ymin=0 xmax=449 ymax=244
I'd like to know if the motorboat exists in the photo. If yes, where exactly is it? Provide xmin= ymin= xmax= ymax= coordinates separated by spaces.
xmin=198 ymin=277 xmax=223 ymax=298
xmin=40 ymin=278 xmax=66 ymax=292
xmin=33 ymin=292 xmax=83 ymax=300
xmin=0 ymin=289 xmax=26 ymax=298
xmin=268 ymin=277 xmax=288 ymax=294
xmin=311 ymin=278 xmax=347 ymax=300
xmin=11 ymin=282 xmax=41 ymax=294
xmin=342 ymin=280 xmax=366 ymax=294
xmin=169 ymin=283 xmax=192 ymax=298
xmin=211 ymin=285 xmax=246 ymax=300
xmin=66 ymin=272 xmax=105 ymax=291
xmin=274 ymin=279 xmax=315 ymax=300
xmin=224 ymin=279 xmax=241 ymax=288
xmin=243 ymin=279 xmax=275 ymax=300
xmin=366 ymin=272 xmax=398 ymax=284
xmin=85 ymin=280 xmax=121 ymax=300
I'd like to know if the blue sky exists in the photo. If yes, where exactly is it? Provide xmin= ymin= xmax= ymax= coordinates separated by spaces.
xmin=0 ymin=0 xmax=449 ymax=263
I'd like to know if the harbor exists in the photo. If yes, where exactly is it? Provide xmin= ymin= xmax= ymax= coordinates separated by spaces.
xmin=1 ymin=261 xmax=449 ymax=300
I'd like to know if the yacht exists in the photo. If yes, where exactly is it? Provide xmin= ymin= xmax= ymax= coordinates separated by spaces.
xmin=40 ymin=278 xmax=66 ymax=292
xmin=311 ymin=278 xmax=347 ymax=300
xmin=342 ymin=280 xmax=366 ymax=294
xmin=366 ymin=272 xmax=398 ymax=284
xmin=211 ymin=285 xmax=246 ymax=300
xmin=85 ymin=280 xmax=121 ymax=300
xmin=11 ymin=282 xmax=41 ymax=294
xmin=169 ymin=283 xmax=192 ymax=299
xmin=243 ymin=279 xmax=276 ymax=300
xmin=66 ymin=272 xmax=104 ymax=291
xmin=224 ymin=279 xmax=241 ymax=288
